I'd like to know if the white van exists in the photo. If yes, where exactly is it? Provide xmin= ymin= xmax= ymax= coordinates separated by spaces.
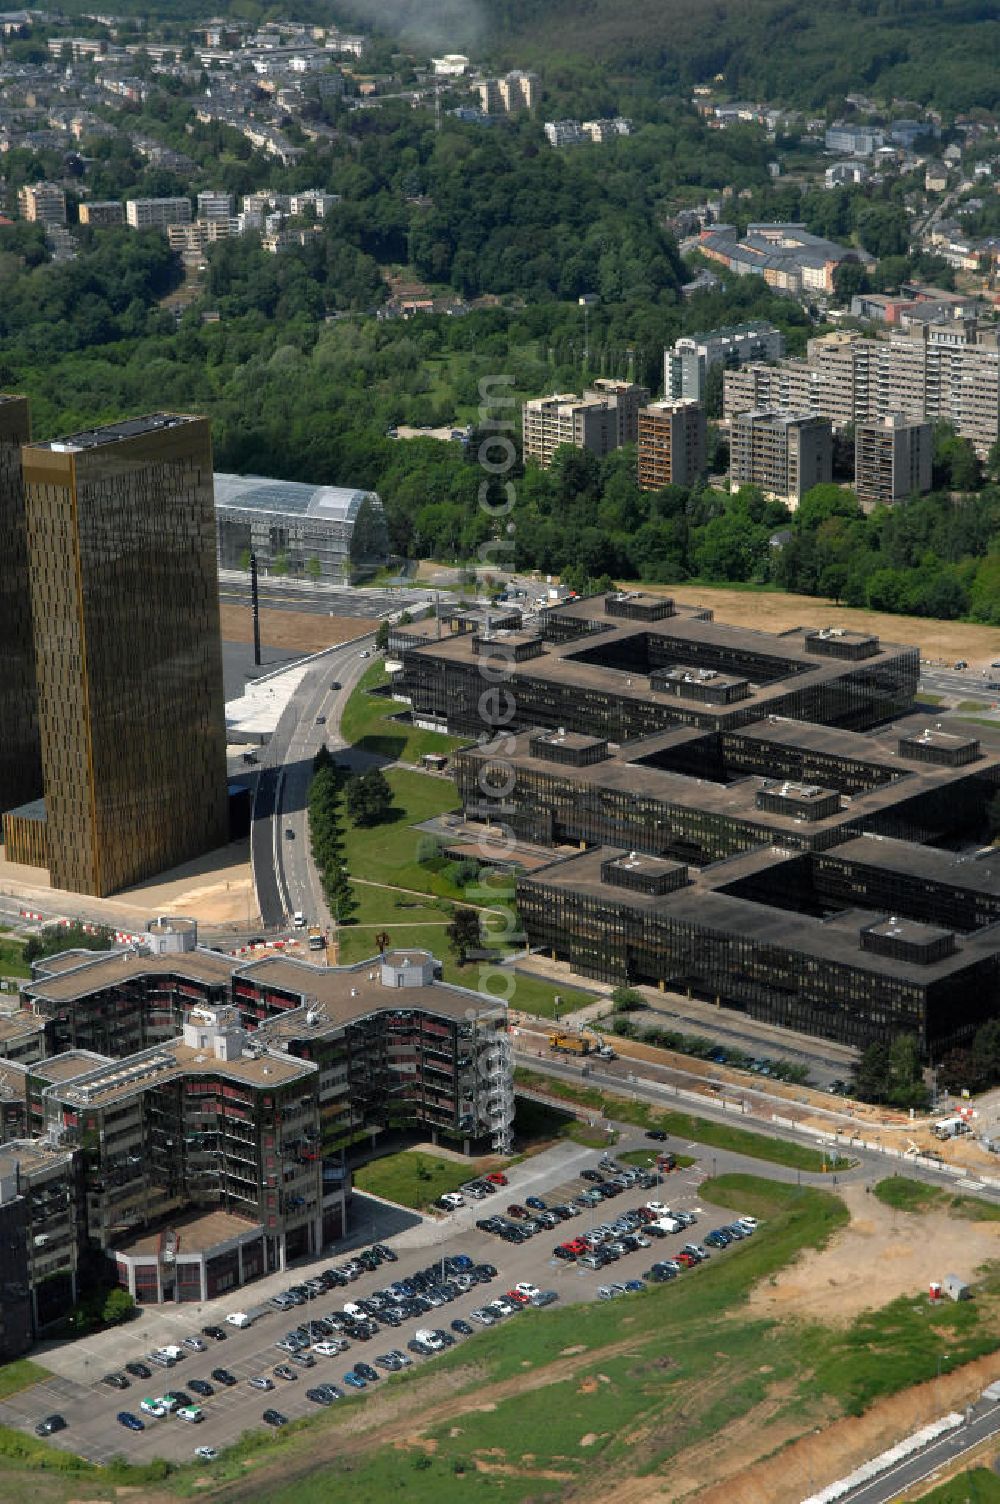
xmin=226 ymin=1312 xmax=252 ymax=1328
xmin=176 ymin=1405 xmax=203 ymax=1424
xmin=292 ymin=912 xmax=306 ymax=929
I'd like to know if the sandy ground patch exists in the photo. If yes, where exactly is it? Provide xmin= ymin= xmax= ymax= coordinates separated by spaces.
xmin=749 ymin=1181 xmax=1000 ymax=1326
xmin=220 ymin=604 xmax=379 ymax=654
xmin=620 ymin=583 xmax=1000 ymax=666
xmin=0 ymin=841 xmax=257 ymax=929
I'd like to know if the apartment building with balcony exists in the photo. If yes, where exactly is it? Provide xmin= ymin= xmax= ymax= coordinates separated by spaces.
xmin=855 ymin=414 xmax=933 ymax=509
xmin=522 ymin=380 xmax=649 ymax=468
xmin=665 ymin=321 xmax=784 ymax=402
xmin=17 ymin=182 xmax=66 ymax=225
xmin=729 ymin=410 xmax=833 ymax=506
xmin=637 ymin=399 xmax=707 ymax=489
xmin=725 ymin=323 xmax=1000 ymax=457
xmin=125 ymin=196 xmax=192 ymax=229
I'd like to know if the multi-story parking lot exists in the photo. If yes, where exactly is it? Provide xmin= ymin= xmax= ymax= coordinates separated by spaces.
xmin=0 ymin=1142 xmax=755 ymax=1466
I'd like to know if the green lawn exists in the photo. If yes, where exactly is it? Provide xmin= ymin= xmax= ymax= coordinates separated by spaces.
xmin=874 ymin=1175 xmax=1000 ymax=1222
xmin=339 ymin=662 xmax=467 ymax=763
xmin=515 ymin=1067 xmax=853 ymax=1173
xmin=340 ymin=769 xmax=461 ymax=895
xmin=507 ymin=969 xmax=597 ymax=1020
xmin=913 ymin=1470 xmax=1000 ymax=1503
xmin=352 ymin=1150 xmax=493 ymax=1210
xmin=0 ymin=935 xmax=30 ymax=979
xmin=0 ymin=1359 xmax=51 ymax=1400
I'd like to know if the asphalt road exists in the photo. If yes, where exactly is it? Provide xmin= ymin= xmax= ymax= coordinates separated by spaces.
xmin=218 ymin=576 xmax=434 ymax=620
xmin=250 ymin=635 xmax=392 ymax=929
xmin=6 ymin=1132 xmax=746 ymax=1466
xmin=836 ymin=1398 xmax=1000 ymax=1504
xmin=517 ymin=1050 xmax=1000 ymax=1204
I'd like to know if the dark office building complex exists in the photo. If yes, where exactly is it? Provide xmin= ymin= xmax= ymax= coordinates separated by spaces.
xmin=428 ymin=591 xmax=1000 ymax=1053
xmin=17 ymin=415 xmax=228 ymax=895
xmin=0 ymin=395 xmax=42 ymax=814
xmin=516 ymin=837 xmax=1000 ymax=1054
xmin=396 ymin=593 xmax=919 ymax=743
xmin=456 ymin=718 xmax=997 ymax=865
xmin=506 ymin=708 xmax=1000 ymax=1051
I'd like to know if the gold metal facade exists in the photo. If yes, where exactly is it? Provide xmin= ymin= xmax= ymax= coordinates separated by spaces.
xmin=22 ymin=416 xmax=229 ymax=896
xmin=0 ymin=396 xmax=43 ymax=813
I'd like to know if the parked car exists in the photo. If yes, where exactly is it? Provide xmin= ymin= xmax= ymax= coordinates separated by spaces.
xmin=102 ymin=1372 xmax=130 ymax=1389
xmin=211 ymin=1368 xmax=238 ymax=1387
xmin=188 ymin=1379 xmax=214 ymax=1398
xmin=34 ymin=1414 xmax=66 ymax=1437
xmin=117 ymin=1412 xmax=144 ymax=1432
xmin=194 ymin=1445 xmax=218 ymax=1461
xmin=125 ymin=1362 xmax=151 ymax=1379
xmin=306 ymin=1386 xmax=336 ymax=1405
xmin=262 ymin=1409 xmax=288 ymax=1427
xmin=202 ymin=1326 xmax=227 ymax=1342
xmin=273 ymin=1364 xmax=298 ymax=1382
xmin=249 ymin=1376 xmax=275 ymax=1392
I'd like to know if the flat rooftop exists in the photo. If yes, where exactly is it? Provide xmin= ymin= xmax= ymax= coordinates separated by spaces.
xmin=25 ymin=948 xmax=237 ymax=1005
xmin=0 ymin=1013 xmax=45 ymax=1044
xmin=827 ymin=835 xmax=1000 ymax=895
xmin=31 ymin=413 xmax=196 ymax=453
xmin=114 ymin=1207 xmax=263 ymax=1259
xmin=0 ymin=1138 xmax=74 ymax=1179
xmin=30 ymin=1050 xmax=112 ymax=1083
xmin=408 ymin=604 xmax=915 ymax=716
xmin=50 ymin=1034 xmax=316 ymax=1109
xmin=246 ymin=955 xmax=505 ymax=1035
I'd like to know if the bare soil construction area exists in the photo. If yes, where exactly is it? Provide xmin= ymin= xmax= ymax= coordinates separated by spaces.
xmin=625 ymin=583 xmax=1000 ymax=665
xmin=219 ymin=603 xmax=379 ymax=654
xmin=750 ymin=1181 xmax=1000 ymax=1326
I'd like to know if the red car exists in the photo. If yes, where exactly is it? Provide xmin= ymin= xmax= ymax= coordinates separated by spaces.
xmin=676 ymin=1252 xmax=697 ymax=1268
xmin=507 ymin=1203 xmax=528 ymax=1219
xmin=486 ymin=1172 xmax=508 ymax=1186
xmin=506 ymin=1289 xmax=530 ymax=1305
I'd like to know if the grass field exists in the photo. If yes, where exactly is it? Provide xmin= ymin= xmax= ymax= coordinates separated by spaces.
xmin=339 ymin=662 xmax=466 ymax=763
xmin=515 ymin=1067 xmax=852 ymax=1173
xmin=352 ymin=1149 xmax=492 ymax=1210
xmin=0 ymin=939 xmax=29 ymax=979
xmin=914 ymin=1470 xmax=1000 ymax=1502
xmin=0 ymin=1360 xmax=51 ymax=1401
xmin=874 ymin=1175 xmax=1000 ymax=1222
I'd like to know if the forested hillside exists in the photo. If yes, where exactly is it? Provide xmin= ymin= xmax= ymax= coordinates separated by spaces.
xmin=331 ymin=0 xmax=1000 ymax=113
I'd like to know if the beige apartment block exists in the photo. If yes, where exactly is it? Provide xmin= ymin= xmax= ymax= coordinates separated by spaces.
xmin=522 ymin=381 xmax=649 ymax=468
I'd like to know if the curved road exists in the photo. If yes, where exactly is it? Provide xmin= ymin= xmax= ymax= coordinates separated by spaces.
xmin=250 ymin=635 xmax=380 ymax=929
